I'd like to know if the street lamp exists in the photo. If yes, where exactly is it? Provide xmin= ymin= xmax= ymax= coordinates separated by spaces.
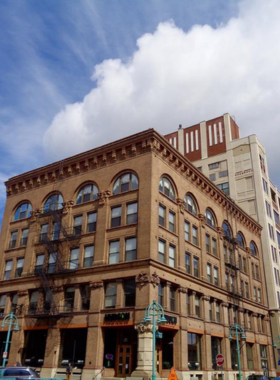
xmin=142 ymin=300 xmax=167 ymax=380
xmin=228 ymin=323 xmax=246 ymax=380
xmin=1 ymin=312 xmax=20 ymax=367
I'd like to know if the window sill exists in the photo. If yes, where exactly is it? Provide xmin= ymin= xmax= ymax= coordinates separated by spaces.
xmin=159 ymin=225 xmax=178 ymax=238
xmin=106 ymin=223 xmax=137 ymax=232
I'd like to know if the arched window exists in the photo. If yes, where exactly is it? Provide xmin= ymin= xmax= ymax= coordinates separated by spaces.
xmin=14 ymin=203 xmax=32 ymax=220
xmin=44 ymin=193 xmax=64 ymax=212
xmin=222 ymin=221 xmax=232 ymax=239
xmin=205 ymin=209 xmax=216 ymax=228
xmin=159 ymin=177 xmax=175 ymax=201
xmin=250 ymin=241 xmax=258 ymax=257
xmin=237 ymin=232 xmax=245 ymax=248
xmin=113 ymin=173 xmax=138 ymax=195
xmin=184 ymin=194 xmax=197 ymax=215
xmin=76 ymin=184 xmax=99 ymax=204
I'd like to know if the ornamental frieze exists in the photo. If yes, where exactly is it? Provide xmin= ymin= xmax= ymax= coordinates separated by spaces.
xmin=135 ymin=271 xmax=160 ymax=288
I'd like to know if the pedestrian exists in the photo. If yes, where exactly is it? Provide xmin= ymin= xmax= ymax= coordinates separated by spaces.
xmin=66 ymin=363 xmax=72 ymax=380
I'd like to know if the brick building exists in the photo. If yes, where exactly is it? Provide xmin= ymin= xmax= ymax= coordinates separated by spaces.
xmin=0 ymin=128 xmax=275 ymax=380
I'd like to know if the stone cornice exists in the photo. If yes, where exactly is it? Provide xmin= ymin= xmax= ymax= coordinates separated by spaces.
xmin=5 ymin=129 xmax=262 ymax=235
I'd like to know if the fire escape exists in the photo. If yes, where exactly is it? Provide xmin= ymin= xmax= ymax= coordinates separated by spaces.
xmin=29 ymin=196 xmax=81 ymax=318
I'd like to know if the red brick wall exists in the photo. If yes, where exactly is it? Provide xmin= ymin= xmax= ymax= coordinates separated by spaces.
xmin=206 ymin=116 xmax=227 ymax=157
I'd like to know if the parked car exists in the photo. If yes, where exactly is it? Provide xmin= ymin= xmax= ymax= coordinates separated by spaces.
xmin=246 ymin=376 xmax=269 ymax=380
xmin=0 ymin=367 xmax=40 ymax=379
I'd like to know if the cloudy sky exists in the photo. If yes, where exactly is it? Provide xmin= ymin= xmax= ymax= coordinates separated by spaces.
xmin=0 ymin=0 xmax=280 ymax=225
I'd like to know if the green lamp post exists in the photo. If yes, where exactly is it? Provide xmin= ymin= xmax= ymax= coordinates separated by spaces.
xmin=228 ymin=324 xmax=247 ymax=380
xmin=142 ymin=300 xmax=167 ymax=380
xmin=1 ymin=312 xmax=19 ymax=367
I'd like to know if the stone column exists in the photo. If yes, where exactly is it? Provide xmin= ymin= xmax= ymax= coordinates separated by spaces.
xmin=130 ymin=322 xmax=155 ymax=379
xmin=40 ymin=328 xmax=61 ymax=378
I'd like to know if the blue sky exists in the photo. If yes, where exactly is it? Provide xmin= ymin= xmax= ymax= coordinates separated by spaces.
xmin=0 ymin=0 xmax=280 ymax=226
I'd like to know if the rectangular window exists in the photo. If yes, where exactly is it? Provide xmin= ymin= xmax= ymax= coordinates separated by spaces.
xmin=209 ymin=173 xmax=216 ymax=181
xmin=20 ymin=228 xmax=29 ymax=246
xmin=169 ymin=211 xmax=175 ymax=232
xmin=84 ymin=245 xmax=94 ymax=267
xmin=11 ymin=294 xmax=18 ymax=314
xmin=170 ymin=286 xmax=176 ymax=311
xmin=64 ymin=287 xmax=75 ymax=311
xmin=251 ymin=263 xmax=255 ymax=278
xmin=52 ymin=221 xmax=60 ymax=240
xmin=111 ymin=206 xmax=121 ymax=228
xmin=219 ymin=170 xmax=228 ymax=178
xmin=48 ymin=252 xmax=57 ymax=274
xmin=35 ymin=254 xmax=44 ymax=275
xmin=15 ymin=258 xmax=24 ymax=278
xmin=184 ymin=221 xmax=190 ymax=241
xmin=193 ymin=257 xmax=199 ymax=277
xmin=9 ymin=231 xmax=18 ymax=249
xmin=4 ymin=260 xmax=13 ymax=280
xmin=127 ymin=202 xmax=138 ymax=224
xmin=243 ymin=257 xmax=247 ymax=273
xmin=188 ymin=333 xmax=201 ymax=370
xmin=241 ymin=280 xmax=244 ymax=297
xmin=212 ymin=238 xmax=217 ymax=256
xmin=207 ymin=264 xmax=212 ymax=283
xmin=253 ymin=287 xmax=257 ymax=301
xmin=80 ymin=285 xmax=90 ymax=310
xmin=186 ymin=292 xmax=191 ymax=315
xmin=269 ymin=223 xmax=275 ymax=240
xmin=125 ymin=237 xmax=137 ymax=261
xmin=29 ymin=290 xmax=39 ymax=314
xmin=158 ymin=240 xmax=165 ymax=263
xmin=195 ymin=295 xmax=200 ymax=317
xmin=73 ymin=215 xmax=83 ymax=235
xmin=87 ymin=212 xmax=97 ymax=232
xmin=209 ymin=162 xmax=219 ymax=170
xmin=0 ymin=295 xmax=6 ymax=314
xmin=124 ymin=279 xmax=136 ymax=307
xmin=70 ymin=248 xmax=79 ymax=269
xmin=245 ymin=283 xmax=249 ymax=298
xmin=185 ymin=252 xmax=190 ymax=274
xmin=159 ymin=205 xmax=165 ymax=227
xmin=215 ymin=303 xmax=220 ymax=322
xmin=214 ymin=267 xmax=219 ymax=285
xmin=192 ymin=226 xmax=198 ymax=245
xmin=158 ymin=283 xmax=164 ymax=306
xmin=262 ymin=178 xmax=268 ymax=194
xmin=272 ymin=245 xmax=277 ymax=262
xmin=260 ymin=345 xmax=268 ymax=370
xmin=255 ymin=265 xmax=259 ymax=280
xmin=169 ymin=245 xmax=175 ymax=267
xmin=40 ymin=224 xmax=49 ymax=242
xmin=109 ymin=241 xmax=120 ymax=264
xmin=206 ymin=234 xmax=210 ymax=252
xmin=209 ymin=300 xmax=212 ymax=321
xmin=258 ymin=289 xmax=261 ymax=303
xmin=217 ymin=182 xmax=229 ymax=195
xmin=105 ymin=282 xmax=117 ymax=308
xmin=274 ymin=211 xmax=280 ymax=226
xmin=266 ymin=201 xmax=272 ymax=218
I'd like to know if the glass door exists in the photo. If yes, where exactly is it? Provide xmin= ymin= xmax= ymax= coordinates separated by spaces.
xmin=117 ymin=345 xmax=132 ymax=377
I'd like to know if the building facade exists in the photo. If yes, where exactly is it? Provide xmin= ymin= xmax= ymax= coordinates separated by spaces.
xmin=0 ymin=129 xmax=275 ymax=380
xmin=165 ymin=113 xmax=280 ymax=373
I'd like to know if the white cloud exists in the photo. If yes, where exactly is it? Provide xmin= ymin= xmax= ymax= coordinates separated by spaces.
xmin=43 ymin=0 xmax=280 ymax=182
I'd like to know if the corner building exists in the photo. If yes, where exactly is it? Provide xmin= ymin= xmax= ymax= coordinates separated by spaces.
xmin=0 ymin=129 xmax=275 ymax=380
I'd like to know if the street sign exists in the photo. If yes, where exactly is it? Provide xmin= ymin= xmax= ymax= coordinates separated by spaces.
xmin=216 ymin=354 xmax=224 ymax=366
xmin=2 ymin=352 xmax=7 ymax=359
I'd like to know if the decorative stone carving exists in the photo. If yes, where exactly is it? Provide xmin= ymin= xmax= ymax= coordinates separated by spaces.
xmin=176 ymin=198 xmax=185 ymax=213
xmin=221 ymin=302 xmax=229 ymax=308
xmin=90 ymin=281 xmax=103 ymax=289
xmin=18 ymin=290 xmax=28 ymax=297
xmin=63 ymin=200 xmax=74 ymax=214
xmin=178 ymin=287 xmax=187 ymax=294
xmin=98 ymin=190 xmax=111 ymax=205
xmin=202 ymin=295 xmax=210 ymax=301
xmin=135 ymin=323 xmax=155 ymax=334
xmin=136 ymin=272 xmax=149 ymax=286
xmin=135 ymin=271 xmax=160 ymax=288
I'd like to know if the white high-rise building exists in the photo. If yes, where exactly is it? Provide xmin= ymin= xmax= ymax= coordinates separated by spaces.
xmin=165 ymin=113 xmax=280 ymax=371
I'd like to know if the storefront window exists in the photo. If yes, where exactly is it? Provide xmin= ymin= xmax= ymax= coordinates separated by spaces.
xmin=260 ymin=345 xmax=268 ymax=371
xmin=188 ymin=332 xmax=201 ymax=370
xmin=230 ymin=340 xmax=238 ymax=370
xmin=211 ymin=337 xmax=222 ymax=370
xmin=59 ymin=328 xmax=87 ymax=368
xmin=246 ymin=343 xmax=254 ymax=370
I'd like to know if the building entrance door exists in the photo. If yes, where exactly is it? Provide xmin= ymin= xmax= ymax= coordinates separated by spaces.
xmin=116 ymin=345 xmax=132 ymax=377
xmin=156 ymin=344 xmax=162 ymax=376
